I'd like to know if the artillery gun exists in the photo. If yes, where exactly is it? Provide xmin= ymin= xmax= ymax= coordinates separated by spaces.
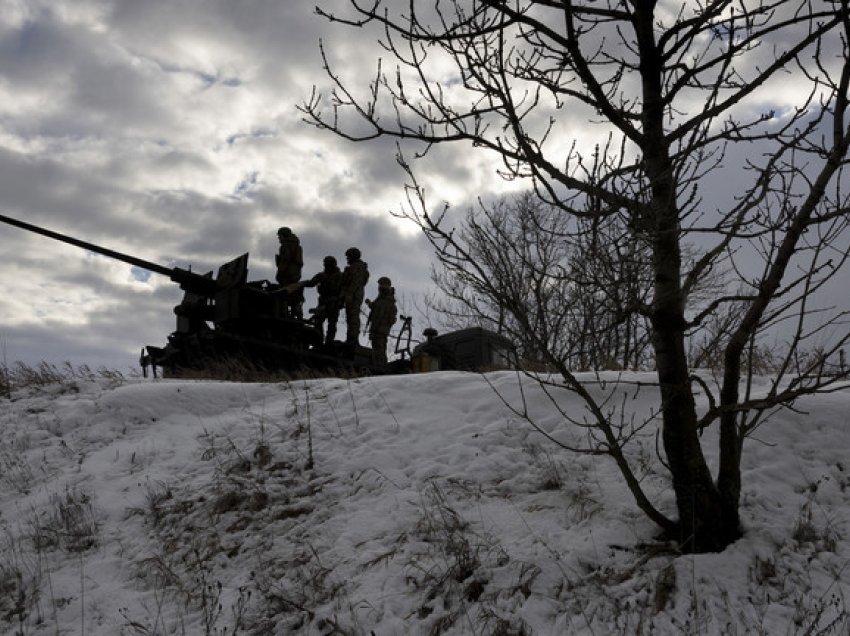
xmin=0 ymin=213 xmax=412 ymax=377
xmin=1 ymin=213 xmax=521 ymax=377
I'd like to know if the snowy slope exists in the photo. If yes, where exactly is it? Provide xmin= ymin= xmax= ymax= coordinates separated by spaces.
xmin=0 ymin=371 xmax=848 ymax=635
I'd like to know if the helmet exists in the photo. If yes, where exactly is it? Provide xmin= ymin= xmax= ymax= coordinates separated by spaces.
xmin=377 ymin=276 xmax=392 ymax=287
xmin=345 ymin=247 xmax=361 ymax=260
xmin=323 ymin=255 xmax=337 ymax=267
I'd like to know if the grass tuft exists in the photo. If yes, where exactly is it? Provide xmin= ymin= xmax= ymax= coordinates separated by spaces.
xmin=0 ymin=360 xmax=129 ymax=396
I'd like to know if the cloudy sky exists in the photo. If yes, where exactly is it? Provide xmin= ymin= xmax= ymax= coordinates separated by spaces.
xmin=1 ymin=1 xmax=845 ymax=371
xmin=0 ymin=0 xmax=524 ymax=370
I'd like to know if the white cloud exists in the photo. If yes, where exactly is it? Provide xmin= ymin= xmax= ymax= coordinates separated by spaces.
xmin=0 ymin=1 xmax=443 ymax=367
xmin=1 ymin=1 xmax=841 ymax=368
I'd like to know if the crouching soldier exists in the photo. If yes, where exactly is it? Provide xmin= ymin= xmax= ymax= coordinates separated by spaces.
xmin=365 ymin=277 xmax=397 ymax=367
xmin=303 ymin=256 xmax=343 ymax=345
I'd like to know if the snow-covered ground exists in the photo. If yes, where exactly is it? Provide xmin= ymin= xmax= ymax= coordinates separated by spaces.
xmin=1 ymin=370 xmax=848 ymax=635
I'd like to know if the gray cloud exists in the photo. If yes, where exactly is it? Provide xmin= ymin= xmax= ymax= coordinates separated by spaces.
xmin=0 ymin=1 xmax=448 ymax=369
xmin=2 ymin=1 xmax=825 ymax=370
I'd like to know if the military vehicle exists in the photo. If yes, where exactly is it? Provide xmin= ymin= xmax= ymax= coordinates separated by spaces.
xmin=0 ymin=213 xmax=515 ymax=377
xmin=411 ymin=327 xmax=517 ymax=372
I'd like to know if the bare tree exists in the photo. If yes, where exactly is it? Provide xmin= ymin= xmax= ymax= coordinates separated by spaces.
xmin=427 ymin=190 xmax=653 ymax=370
xmin=303 ymin=0 xmax=850 ymax=552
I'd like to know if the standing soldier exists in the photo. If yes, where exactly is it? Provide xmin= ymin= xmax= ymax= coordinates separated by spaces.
xmin=340 ymin=247 xmax=369 ymax=346
xmin=365 ymin=277 xmax=398 ymax=366
xmin=302 ymin=255 xmax=343 ymax=345
xmin=275 ymin=227 xmax=304 ymax=318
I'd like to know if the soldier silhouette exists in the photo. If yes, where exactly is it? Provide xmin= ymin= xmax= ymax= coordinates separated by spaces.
xmin=302 ymin=255 xmax=343 ymax=345
xmin=340 ymin=247 xmax=369 ymax=346
xmin=365 ymin=276 xmax=398 ymax=366
xmin=275 ymin=227 xmax=304 ymax=318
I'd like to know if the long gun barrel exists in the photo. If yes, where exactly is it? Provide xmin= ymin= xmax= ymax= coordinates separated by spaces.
xmin=0 ymin=212 xmax=218 ymax=295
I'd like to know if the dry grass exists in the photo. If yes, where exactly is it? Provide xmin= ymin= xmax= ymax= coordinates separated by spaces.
xmin=0 ymin=361 xmax=129 ymax=395
xmin=155 ymin=355 xmax=376 ymax=383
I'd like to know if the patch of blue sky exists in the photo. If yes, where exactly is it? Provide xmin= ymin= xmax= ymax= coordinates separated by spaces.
xmin=131 ymin=266 xmax=151 ymax=282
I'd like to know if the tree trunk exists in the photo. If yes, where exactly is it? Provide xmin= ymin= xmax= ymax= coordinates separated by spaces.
xmin=652 ymin=308 xmax=741 ymax=550
xmin=634 ymin=3 xmax=741 ymax=552
xmin=649 ymin=195 xmax=741 ymax=551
